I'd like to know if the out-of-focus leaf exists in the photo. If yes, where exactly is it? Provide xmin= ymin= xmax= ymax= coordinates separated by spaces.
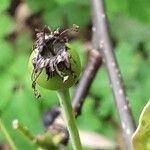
xmin=111 ymin=15 xmax=150 ymax=48
xmin=98 ymin=95 xmax=114 ymax=118
xmin=115 ymin=41 xmax=150 ymax=123
xmin=0 ymin=15 xmax=14 ymax=38
xmin=26 ymin=0 xmax=47 ymax=13
xmin=77 ymin=97 xmax=101 ymax=131
xmin=105 ymin=0 xmax=128 ymax=20
xmin=128 ymin=0 xmax=150 ymax=23
xmin=1 ymin=88 xmax=42 ymax=149
xmin=0 ymin=0 xmax=10 ymax=14
xmin=90 ymin=68 xmax=111 ymax=98
xmin=27 ymin=0 xmax=57 ymax=13
xmin=0 ymin=73 xmax=15 ymax=111
xmin=116 ymin=41 xmax=139 ymax=80
xmin=55 ymin=0 xmax=73 ymax=5
xmin=129 ymin=88 xmax=147 ymax=123
xmin=8 ymin=55 xmax=28 ymax=78
xmin=16 ymin=33 xmax=32 ymax=54
xmin=65 ymin=3 xmax=90 ymax=27
xmin=132 ymin=100 xmax=150 ymax=150
xmin=90 ymin=67 xmax=116 ymax=119
xmin=0 ymin=41 xmax=13 ymax=68
xmin=43 ymin=7 xmax=64 ymax=29
xmin=2 ymin=88 xmax=43 ymax=132
xmin=106 ymin=0 xmax=150 ymax=23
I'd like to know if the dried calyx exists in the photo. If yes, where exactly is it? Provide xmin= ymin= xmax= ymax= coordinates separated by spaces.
xmin=31 ymin=24 xmax=79 ymax=97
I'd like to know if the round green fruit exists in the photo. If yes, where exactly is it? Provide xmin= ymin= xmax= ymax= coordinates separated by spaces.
xmin=28 ymin=44 xmax=81 ymax=90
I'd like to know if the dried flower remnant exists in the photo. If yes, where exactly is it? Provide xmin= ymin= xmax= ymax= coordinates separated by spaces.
xmin=31 ymin=24 xmax=79 ymax=97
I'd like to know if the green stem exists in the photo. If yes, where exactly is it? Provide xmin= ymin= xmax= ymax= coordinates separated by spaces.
xmin=0 ymin=119 xmax=17 ymax=150
xmin=12 ymin=120 xmax=63 ymax=149
xmin=13 ymin=120 xmax=35 ymax=142
xmin=57 ymin=89 xmax=82 ymax=150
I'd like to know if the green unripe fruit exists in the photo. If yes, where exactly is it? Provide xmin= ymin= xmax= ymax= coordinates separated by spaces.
xmin=28 ymin=44 xmax=81 ymax=91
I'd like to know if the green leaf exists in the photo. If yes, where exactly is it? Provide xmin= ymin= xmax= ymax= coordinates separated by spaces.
xmin=26 ymin=0 xmax=47 ymax=13
xmin=0 ymin=73 xmax=15 ymax=112
xmin=55 ymin=0 xmax=73 ymax=5
xmin=77 ymin=97 xmax=102 ymax=131
xmin=90 ymin=68 xmax=116 ymax=119
xmin=90 ymin=68 xmax=110 ymax=98
xmin=0 ymin=14 xmax=14 ymax=38
xmin=111 ymin=15 xmax=150 ymax=48
xmin=115 ymin=41 xmax=139 ymax=80
xmin=8 ymin=55 xmax=28 ymax=78
xmin=0 ymin=0 xmax=10 ymax=14
xmin=65 ymin=3 xmax=90 ymax=27
xmin=27 ymin=0 xmax=57 ymax=13
xmin=128 ymin=0 xmax=150 ymax=23
xmin=15 ymin=32 xmax=32 ymax=54
xmin=132 ymin=100 xmax=150 ymax=150
xmin=98 ymin=95 xmax=114 ymax=118
xmin=0 ymin=41 xmax=13 ymax=68
xmin=115 ymin=41 xmax=150 ymax=123
xmin=43 ymin=7 xmax=64 ymax=29
xmin=1 ymin=88 xmax=43 ymax=149
xmin=105 ymin=0 xmax=128 ymax=20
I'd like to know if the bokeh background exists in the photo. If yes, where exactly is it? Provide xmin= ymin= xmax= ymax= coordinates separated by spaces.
xmin=0 ymin=0 xmax=149 ymax=149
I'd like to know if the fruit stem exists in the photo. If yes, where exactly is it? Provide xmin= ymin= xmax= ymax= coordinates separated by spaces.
xmin=57 ymin=89 xmax=82 ymax=150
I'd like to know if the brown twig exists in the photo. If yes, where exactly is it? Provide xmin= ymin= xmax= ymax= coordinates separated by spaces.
xmin=72 ymin=49 xmax=102 ymax=116
xmin=91 ymin=0 xmax=135 ymax=149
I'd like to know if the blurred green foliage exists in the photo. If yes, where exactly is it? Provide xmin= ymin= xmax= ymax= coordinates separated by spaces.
xmin=0 ymin=0 xmax=149 ymax=149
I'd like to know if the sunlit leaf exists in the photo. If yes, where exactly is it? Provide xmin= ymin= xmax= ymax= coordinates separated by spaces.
xmin=132 ymin=100 xmax=150 ymax=150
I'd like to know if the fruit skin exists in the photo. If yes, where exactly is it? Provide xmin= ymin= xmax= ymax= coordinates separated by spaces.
xmin=28 ymin=43 xmax=81 ymax=90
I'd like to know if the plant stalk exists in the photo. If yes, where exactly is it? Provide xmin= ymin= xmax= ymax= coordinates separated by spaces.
xmin=57 ymin=89 xmax=82 ymax=150
xmin=0 ymin=119 xmax=17 ymax=150
xmin=91 ymin=0 xmax=135 ymax=149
